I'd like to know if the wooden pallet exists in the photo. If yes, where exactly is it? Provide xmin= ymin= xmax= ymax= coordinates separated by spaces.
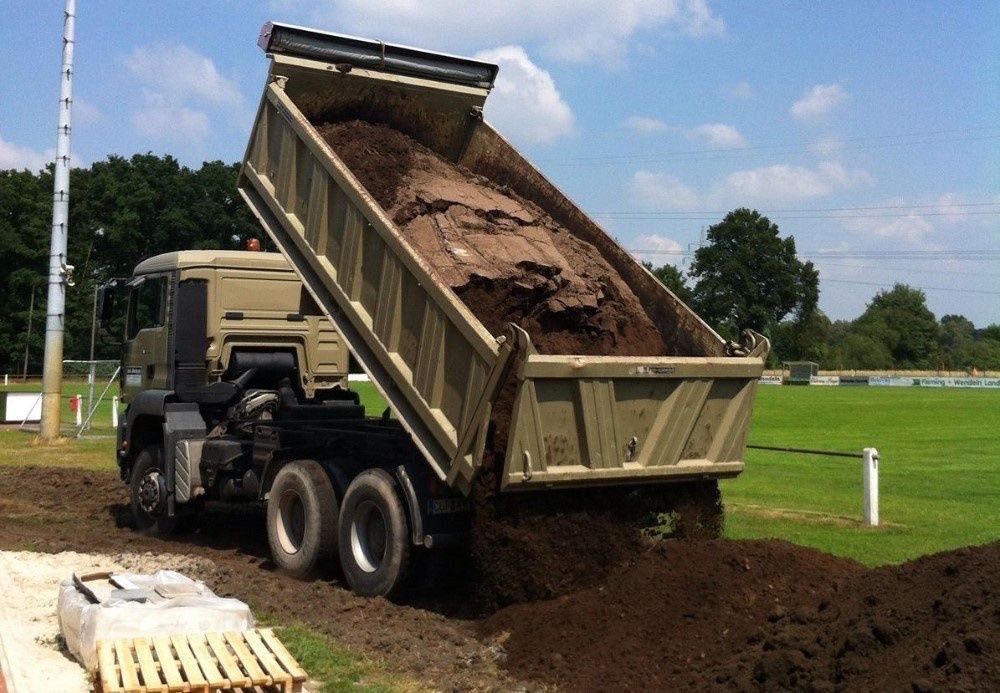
xmin=96 ymin=628 xmax=307 ymax=693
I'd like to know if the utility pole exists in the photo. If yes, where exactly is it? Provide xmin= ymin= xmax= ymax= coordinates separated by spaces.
xmin=39 ymin=0 xmax=77 ymax=440
xmin=22 ymin=285 xmax=36 ymax=381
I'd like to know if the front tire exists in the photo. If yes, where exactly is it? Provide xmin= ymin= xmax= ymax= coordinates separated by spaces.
xmin=266 ymin=460 xmax=339 ymax=578
xmin=338 ymin=469 xmax=411 ymax=598
xmin=129 ymin=445 xmax=190 ymax=535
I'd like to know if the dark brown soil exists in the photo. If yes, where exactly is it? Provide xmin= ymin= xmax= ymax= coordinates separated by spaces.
xmin=480 ymin=540 xmax=1000 ymax=692
xmin=0 ymin=465 xmax=516 ymax=690
xmin=1 ymin=464 xmax=997 ymax=691
xmin=317 ymin=120 xmax=666 ymax=358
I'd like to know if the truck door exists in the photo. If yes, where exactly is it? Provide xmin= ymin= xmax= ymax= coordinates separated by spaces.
xmin=122 ymin=274 xmax=171 ymax=401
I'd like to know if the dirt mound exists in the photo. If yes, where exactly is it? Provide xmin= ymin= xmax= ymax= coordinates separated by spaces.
xmin=480 ymin=540 xmax=1000 ymax=691
xmin=317 ymin=120 xmax=666 ymax=357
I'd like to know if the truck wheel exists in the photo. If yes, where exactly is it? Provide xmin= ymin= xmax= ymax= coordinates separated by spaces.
xmin=129 ymin=446 xmax=191 ymax=535
xmin=266 ymin=460 xmax=339 ymax=578
xmin=338 ymin=469 xmax=410 ymax=598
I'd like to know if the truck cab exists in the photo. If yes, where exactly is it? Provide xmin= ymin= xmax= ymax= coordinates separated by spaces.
xmin=119 ymin=250 xmax=348 ymax=405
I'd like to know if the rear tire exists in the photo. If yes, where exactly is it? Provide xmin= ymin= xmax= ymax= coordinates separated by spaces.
xmin=266 ymin=460 xmax=339 ymax=578
xmin=338 ymin=469 xmax=411 ymax=597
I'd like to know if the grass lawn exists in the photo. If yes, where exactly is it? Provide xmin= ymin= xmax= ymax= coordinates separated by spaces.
xmin=723 ymin=386 xmax=1000 ymax=566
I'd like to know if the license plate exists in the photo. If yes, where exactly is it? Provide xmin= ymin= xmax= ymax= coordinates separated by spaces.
xmin=428 ymin=498 xmax=469 ymax=515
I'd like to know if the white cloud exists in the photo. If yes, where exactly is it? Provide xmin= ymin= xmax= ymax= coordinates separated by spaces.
xmin=790 ymin=83 xmax=848 ymax=122
xmin=933 ymin=193 xmax=969 ymax=225
xmin=123 ymin=43 xmax=243 ymax=143
xmin=625 ymin=116 xmax=670 ymax=135
xmin=722 ymin=80 xmax=753 ymax=100
xmin=845 ymin=213 xmax=935 ymax=245
xmin=275 ymin=0 xmax=726 ymax=63
xmin=632 ymin=233 xmax=684 ymax=264
xmin=632 ymin=160 xmax=872 ymax=208
xmin=73 ymin=98 xmax=102 ymax=126
xmin=689 ymin=123 xmax=746 ymax=148
xmin=0 ymin=135 xmax=53 ymax=172
xmin=132 ymin=94 xmax=211 ymax=141
xmin=719 ymin=161 xmax=870 ymax=204
xmin=124 ymin=44 xmax=241 ymax=106
xmin=632 ymin=171 xmax=700 ymax=210
xmin=474 ymin=46 xmax=574 ymax=145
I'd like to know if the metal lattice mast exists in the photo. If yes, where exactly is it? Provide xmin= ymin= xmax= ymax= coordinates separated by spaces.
xmin=39 ymin=0 xmax=77 ymax=439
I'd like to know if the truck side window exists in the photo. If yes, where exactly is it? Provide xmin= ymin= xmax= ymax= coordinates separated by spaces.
xmin=126 ymin=277 xmax=167 ymax=338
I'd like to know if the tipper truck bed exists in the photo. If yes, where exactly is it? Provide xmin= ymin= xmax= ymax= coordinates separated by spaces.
xmin=238 ymin=22 xmax=768 ymax=495
xmin=115 ymin=22 xmax=769 ymax=601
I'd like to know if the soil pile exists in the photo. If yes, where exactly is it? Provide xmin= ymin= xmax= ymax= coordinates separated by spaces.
xmin=317 ymin=120 xmax=666 ymax=357
xmin=480 ymin=539 xmax=1000 ymax=691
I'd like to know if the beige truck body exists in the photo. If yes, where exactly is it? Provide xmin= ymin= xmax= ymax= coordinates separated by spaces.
xmin=123 ymin=250 xmax=348 ymax=402
xmin=238 ymin=29 xmax=767 ymax=494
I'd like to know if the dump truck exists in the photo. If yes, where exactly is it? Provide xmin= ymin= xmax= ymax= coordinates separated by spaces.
xmin=115 ymin=23 xmax=768 ymax=598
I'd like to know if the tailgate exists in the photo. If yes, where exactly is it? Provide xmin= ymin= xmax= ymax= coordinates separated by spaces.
xmin=500 ymin=354 xmax=765 ymax=490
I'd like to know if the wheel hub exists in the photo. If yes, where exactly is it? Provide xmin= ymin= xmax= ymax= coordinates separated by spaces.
xmin=138 ymin=470 xmax=164 ymax=514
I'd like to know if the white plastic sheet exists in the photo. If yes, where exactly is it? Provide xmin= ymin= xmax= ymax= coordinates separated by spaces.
xmin=57 ymin=570 xmax=253 ymax=671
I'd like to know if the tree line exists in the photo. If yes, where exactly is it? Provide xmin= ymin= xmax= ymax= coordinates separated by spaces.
xmin=2 ymin=158 xmax=996 ymax=374
xmin=647 ymin=208 xmax=1000 ymax=371
xmin=1 ymin=155 xmax=259 ymax=374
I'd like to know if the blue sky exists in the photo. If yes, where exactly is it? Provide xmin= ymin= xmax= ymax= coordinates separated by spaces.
xmin=2 ymin=1 xmax=998 ymax=325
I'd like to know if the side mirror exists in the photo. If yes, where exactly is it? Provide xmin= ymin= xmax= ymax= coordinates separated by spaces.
xmin=97 ymin=280 xmax=118 ymax=331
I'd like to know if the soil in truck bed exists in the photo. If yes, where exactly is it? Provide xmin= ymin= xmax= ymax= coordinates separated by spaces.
xmin=316 ymin=120 xmax=667 ymax=358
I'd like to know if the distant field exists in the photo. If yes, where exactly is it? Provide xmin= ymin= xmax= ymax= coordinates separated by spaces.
xmin=724 ymin=386 xmax=1000 ymax=566
xmin=4 ymin=380 xmax=995 ymax=567
xmin=1 ymin=378 xmax=118 ymax=434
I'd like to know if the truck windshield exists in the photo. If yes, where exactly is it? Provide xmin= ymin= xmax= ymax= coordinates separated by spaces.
xmin=126 ymin=276 xmax=167 ymax=338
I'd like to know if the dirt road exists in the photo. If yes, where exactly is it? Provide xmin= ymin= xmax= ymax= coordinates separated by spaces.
xmin=1 ymin=465 xmax=996 ymax=691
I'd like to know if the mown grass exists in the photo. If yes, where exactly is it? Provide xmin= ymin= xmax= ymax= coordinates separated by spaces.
xmin=723 ymin=386 xmax=1000 ymax=565
xmin=270 ymin=623 xmax=417 ymax=692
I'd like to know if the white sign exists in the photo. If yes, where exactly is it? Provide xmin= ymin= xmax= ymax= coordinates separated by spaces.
xmin=809 ymin=375 xmax=840 ymax=386
xmin=918 ymin=377 xmax=1000 ymax=389
xmin=758 ymin=375 xmax=783 ymax=385
xmin=868 ymin=376 xmax=915 ymax=387
xmin=3 ymin=393 xmax=42 ymax=422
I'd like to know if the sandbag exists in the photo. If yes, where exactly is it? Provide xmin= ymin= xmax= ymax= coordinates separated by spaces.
xmin=57 ymin=570 xmax=253 ymax=671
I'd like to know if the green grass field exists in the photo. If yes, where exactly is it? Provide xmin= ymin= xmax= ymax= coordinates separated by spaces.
xmin=724 ymin=386 xmax=1000 ymax=566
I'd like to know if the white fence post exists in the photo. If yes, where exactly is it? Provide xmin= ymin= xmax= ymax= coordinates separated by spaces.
xmin=111 ymin=396 xmax=119 ymax=428
xmin=3 ymin=374 xmax=7 ymax=386
xmin=863 ymin=447 xmax=879 ymax=526
xmin=74 ymin=394 xmax=82 ymax=426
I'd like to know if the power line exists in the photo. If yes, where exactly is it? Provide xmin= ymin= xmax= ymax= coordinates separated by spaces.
xmin=598 ymin=210 xmax=1000 ymax=221
xmin=820 ymin=277 xmax=1000 ymax=296
xmin=539 ymin=127 xmax=1000 ymax=166
xmin=626 ymin=248 xmax=1000 ymax=260
xmin=601 ymin=201 xmax=1000 ymax=215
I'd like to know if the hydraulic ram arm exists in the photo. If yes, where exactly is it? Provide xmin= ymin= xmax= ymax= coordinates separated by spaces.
xmin=258 ymin=22 xmax=499 ymax=89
